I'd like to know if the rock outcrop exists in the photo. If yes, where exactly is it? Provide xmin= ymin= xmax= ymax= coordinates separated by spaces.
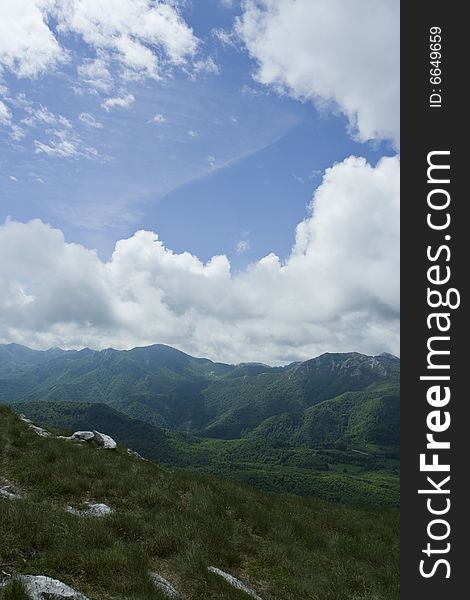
xmin=19 ymin=414 xmax=50 ymax=438
xmin=207 ymin=567 xmax=262 ymax=599
xmin=1 ymin=575 xmax=89 ymax=600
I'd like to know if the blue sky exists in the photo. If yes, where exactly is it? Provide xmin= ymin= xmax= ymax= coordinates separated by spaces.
xmin=0 ymin=0 xmax=399 ymax=363
xmin=1 ymin=0 xmax=394 ymax=266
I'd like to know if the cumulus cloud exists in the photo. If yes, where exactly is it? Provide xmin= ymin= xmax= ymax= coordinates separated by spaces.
xmin=0 ymin=156 xmax=399 ymax=364
xmin=236 ymin=0 xmax=399 ymax=147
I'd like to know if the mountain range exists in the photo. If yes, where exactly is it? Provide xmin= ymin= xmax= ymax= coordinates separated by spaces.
xmin=0 ymin=343 xmax=400 ymax=505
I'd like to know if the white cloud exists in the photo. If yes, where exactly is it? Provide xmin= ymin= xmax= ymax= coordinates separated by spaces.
xmin=191 ymin=57 xmax=220 ymax=76
xmin=0 ymin=0 xmax=67 ymax=78
xmin=22 ymin=105 xmax=71 ymax=129
xmin=0 ymin=1 xmax=201 ymax=86
xmin=236 ymin=0 xmax=399 ymax=147
xmin=101 ymin=93 xmax=135 ymax=112
xmin=10 ymin=125 xmax=26 ymax=141
xmin=77 ymin=57 xmax=114 ymax=93
xmin=0 ymin=156 xmax=399 ymax=364
xmin=0 ymin=99 xmax=11 ymax=124
xmin=212 ymin=28 xmax=238 ymax=49
xmin=2 ymin=100 xmax=100 ymax=158
xmin=150 ymin=113 xmax=166 ymax=124
xmin=34 ymin=129 xmax=98 ymax=159
xmin=78 ymin=112 xmax=103 ymax=128
xmin=236 ymin=239 xmax=250 ymax=254
xmin=57 ymin=0 xmax=199 ymax=79
xmin=220 ymin=0 xmax=237 ymax=8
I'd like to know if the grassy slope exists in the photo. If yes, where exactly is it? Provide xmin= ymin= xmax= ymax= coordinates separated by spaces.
xmin=0 ymin=407 xmax=399 ymax=600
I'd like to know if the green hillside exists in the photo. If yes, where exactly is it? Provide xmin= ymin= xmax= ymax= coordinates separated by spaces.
xmin=0 ymin=407 xmax=399 ymax=600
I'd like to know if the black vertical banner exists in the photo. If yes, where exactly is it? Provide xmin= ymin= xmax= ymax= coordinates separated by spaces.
xmin=401 ymin=3 xmax=467 ymax=599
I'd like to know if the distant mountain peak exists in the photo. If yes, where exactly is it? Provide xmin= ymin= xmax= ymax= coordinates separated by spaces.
xmin=376 ymin=352 xmax=399 ymax=360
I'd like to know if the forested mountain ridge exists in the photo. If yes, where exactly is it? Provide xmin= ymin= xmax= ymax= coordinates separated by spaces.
xmin=0 ymin=343 xmax=399 ymax=440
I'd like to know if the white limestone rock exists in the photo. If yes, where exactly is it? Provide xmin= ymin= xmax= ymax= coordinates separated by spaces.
xmin=92 ymin=430 xmax=116 ymax=449
xmin=0 ymin=479 xmax=23 ymax=500
xmin=207 ymin=567 xmax=262 ymax=599
xmin=19 ymin=415 xmax=50 ymax=438
xmin=66 ymin=502 xmax=114 ymax=517
xmin=149 ymin=573 xmax=181 ymax=599
xmin=60 ymin=430 xmax=116 ymax=449
xmin=3 ymin=575 xmax=89 ymax=599
xmin=71 ymin=431 xmax=95 ymax=442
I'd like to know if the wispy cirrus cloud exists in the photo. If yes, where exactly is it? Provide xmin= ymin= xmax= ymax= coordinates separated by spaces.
xmin=0 ymin=100 xmax=11 ymax=125
xmin=101 ymin=93 xmax=135 ymax=112
xmin=34 ymin=129 xmax=99 ymax=159
xmin=78 ymin=112 xmax=103 ymax=129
